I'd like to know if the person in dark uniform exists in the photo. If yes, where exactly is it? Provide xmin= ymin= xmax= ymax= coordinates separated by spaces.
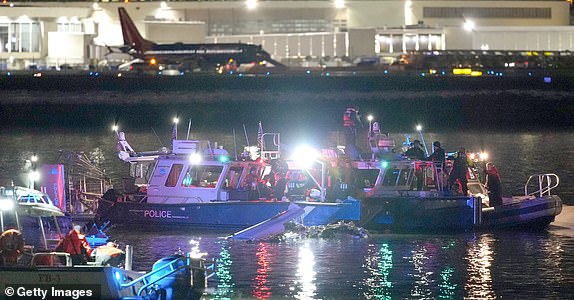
xmin=343 ymin=105 xmax=363 ymax=160
xmin=427 ymin=141 xmax=447 ymax=189
xmin=449 ymin=147 xmax=469 ymax=196
xmin=405 ymin=140 xmax=426 ymax=160
xmin=485 ymin=163 xmax=503 ymax=206
xmin=404 ymin=140 xmax=426 ymax=190
xmin=427 ymin=141 xmax=446 ymax=166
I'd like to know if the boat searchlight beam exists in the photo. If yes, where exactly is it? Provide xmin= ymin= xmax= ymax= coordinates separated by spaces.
xmin=291 ymin=145 xmax=326 ymax=201
xmin=416 ymin=124 xmax=429 ymax=156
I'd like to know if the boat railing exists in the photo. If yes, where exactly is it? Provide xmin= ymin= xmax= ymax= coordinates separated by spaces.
xmin=31 ymin=252 xmax=73 ymax=267
xmin=260 ymin=132 xmax=281 ymax=160
xmin=118 ymin=255 xmax=213 ymax=296
xmin=524 ymin=173 xmax=559 ymax=197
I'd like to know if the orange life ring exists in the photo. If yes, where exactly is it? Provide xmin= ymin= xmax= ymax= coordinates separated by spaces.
xmin=0 ymin=229 xmax=25 ymax=264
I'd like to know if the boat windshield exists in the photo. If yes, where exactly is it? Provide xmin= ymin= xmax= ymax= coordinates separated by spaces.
xmin=181 ymin=165 xmax=223 ymax=188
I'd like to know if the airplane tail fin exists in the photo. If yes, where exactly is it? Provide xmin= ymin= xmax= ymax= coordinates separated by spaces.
xmin=118 ymin=7 xmax=155 ymax=53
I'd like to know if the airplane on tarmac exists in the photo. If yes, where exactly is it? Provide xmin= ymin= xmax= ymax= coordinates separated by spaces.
xmin=118 ymin=7 xmax=284 ymax=72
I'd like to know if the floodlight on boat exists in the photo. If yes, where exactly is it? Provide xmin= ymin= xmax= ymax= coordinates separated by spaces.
xmin=291 ymin=145 xmax=320 ymax=169
xmin=0 ymin=198 xmax=14 ymax=211
xmin=189 ymin=153 xmax=202 ymax=164
xmin=173 ymin=117 xmax=179 ymax=124
xmin=416 ymin=124 xmax=422 ymax=132
xmin=112 ymin=124 xmax=119 ymax=132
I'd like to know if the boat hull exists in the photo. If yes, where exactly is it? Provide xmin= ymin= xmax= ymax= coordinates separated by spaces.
xmin=360 ymin=196 xmax=475 ymax=232
xmin=0 ymin=266 xmax=145 ymax=299
xmin=359 ymin=194 xmax=563 ymax=232
xmin=102 ymin=199 xmax=361 ymax=231
xmin=480 ymin=195 xmax=563 ymax=229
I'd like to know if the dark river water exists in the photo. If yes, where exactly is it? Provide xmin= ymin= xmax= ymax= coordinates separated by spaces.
xmin=1 ymin=77 xmax=574 ymax=299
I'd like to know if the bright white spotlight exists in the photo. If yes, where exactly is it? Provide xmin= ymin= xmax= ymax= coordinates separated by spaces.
xmin=246 ymin=0 xmax=257 ymax=10
xmin=416 ymin=124 xmax=422 ymax=131
xmin=189 ymin=153 xmax=202 ymax=164
xmin=291 ymin=145 xmax=320 ymax=169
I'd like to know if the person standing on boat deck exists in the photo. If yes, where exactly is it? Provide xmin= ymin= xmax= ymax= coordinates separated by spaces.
xmin=449 ymin=147 xmax=469 ymax=196
xmin=427 ymin=141 xmax=447 ymax=188
xmin=427 ymin=141 xmax=446 ymax=167
xmin=485 ymin=163 xmax=503 ymax=206
xmin=273 ymin=171 xmax=287 ymax=200
xmin=244 ymin=167 xmax=259 ymax=200
xmin=55 ymin=225 xmax=93 ymax=265
xmin=404 ymin=140 xmax=426 ymax=190
xmin=343 ymin=105 xmax=363 ymax=160
xmin=405 ymin=140 xmax=426 ymax=161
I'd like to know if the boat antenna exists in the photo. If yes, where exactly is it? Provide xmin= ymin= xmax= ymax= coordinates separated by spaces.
xmin=151 ymin=127 xmax=165 ymax=148
xmin=243 ymin=123 xmax=250 ymax=147
xmin=186 ymin=118 xmax=192 ymax=140
xmin=416 ymin=124 xmax=429 ymax=156
xmin=233 ymin=128 xmax=238 ymax=160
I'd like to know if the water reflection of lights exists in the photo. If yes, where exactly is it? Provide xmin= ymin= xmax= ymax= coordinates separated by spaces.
xmin=465 ymin=234 xmax=496 ymax=299
xmin=409 ymin=244 xmax=433 ymax=298
xmin=252 ymin=242 xmax=272 ymax=299
xmin=363 ymin=243 xmax=393 ymax=299
xmin=214 ymin=241 xmax=235 ymax=300
xmin=295 ymin=243 xmax=317 ymax=299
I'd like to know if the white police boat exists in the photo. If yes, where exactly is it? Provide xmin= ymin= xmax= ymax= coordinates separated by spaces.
xmin=97 ymin=128 xmax=360 ymax=232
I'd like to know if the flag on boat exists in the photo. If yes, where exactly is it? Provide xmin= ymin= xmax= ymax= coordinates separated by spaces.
xmin=258 ymin=121 xmax=264 ymax=152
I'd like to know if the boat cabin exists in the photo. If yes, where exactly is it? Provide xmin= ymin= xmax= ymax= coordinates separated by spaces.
xmin=122 ymin=139 xmax=275 ymax=203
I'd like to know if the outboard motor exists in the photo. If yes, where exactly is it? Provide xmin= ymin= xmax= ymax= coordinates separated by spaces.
xmin=150 ymin=255 xmax=190 ymax=299
xmin=150 ymin=254 xmax=207 ymax=300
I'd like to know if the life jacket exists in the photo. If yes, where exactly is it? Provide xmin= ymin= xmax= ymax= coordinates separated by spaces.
xmin=343 ymin=107 xmax=357 ymax=127
xmin=56 ymin=230 xmax=92 ymax=257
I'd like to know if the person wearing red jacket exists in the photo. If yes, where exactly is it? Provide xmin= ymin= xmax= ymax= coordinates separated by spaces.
xmin=56 ymin=225 xmax=93 ymax=265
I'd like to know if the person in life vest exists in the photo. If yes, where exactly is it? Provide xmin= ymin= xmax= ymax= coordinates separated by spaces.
xmin=343 ymin=105 xmax=363 ymax=160
xmin=55 ymin=225 xmax=93 ymax=265
xmin=94 ymin=242 xmax=125 ymax=267
xmin=485 ymin=163 xmax=503 ymax=206
xmin=0 ymin=229 xmax=25 ymax=265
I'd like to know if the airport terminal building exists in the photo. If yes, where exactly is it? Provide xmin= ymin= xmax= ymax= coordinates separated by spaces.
xmin=0 ymin=0 xmax=572 ymax=69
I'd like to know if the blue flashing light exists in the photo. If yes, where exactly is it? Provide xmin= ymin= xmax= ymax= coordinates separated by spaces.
xmin=305 ymin=70 xmax=311 ymax=75
xmin=6 ymin=72 xmax=10 ymax=76
xmin=383 ymin=70 xmax=389 ymax=74
xmin=239 ymin=73 xmax=244 ymax=77
xmin=229 ymin=71 xmax=234 ymax=75
xmin=380 ymin=161 xmax=388 ymax=168
xmin=180 ymin=71 xmax=184 ymax=76
xmin=352 ymin=71 xmax=357 ymax=76
xmin=89 ymin=71 xmax=93 ymax=76
xmin=441 ymin=71 xmax=446 ymax=75
xmin=543 ymin=76 xmax=552 ymax=83
xmin=528 ymin=72 xmax=533 ymax=76
xmin=114 ymin=271 xmax=121 ymax=282
xmin=420 ymin=72 xmax=425 ymax=77
xmin=218 ymin=156 xmax=230 ymax=163
xmin=325 ymin=72 xmax=330 ymax=76
xmin=266 ymin=71 xmax=270 ymax=76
